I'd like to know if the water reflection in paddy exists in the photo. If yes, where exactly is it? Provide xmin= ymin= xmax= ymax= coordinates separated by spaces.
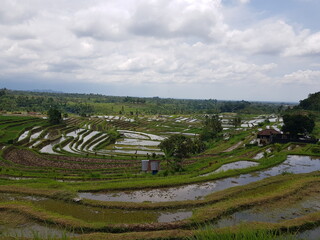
xmin=30 ymin=130 xmax=43 ymax=141
xmin=79 ymin=155 xmax=320 ymax=203
xmin=17 ymin=130 xmax=30 ymax=142
xmin=39 ymin=137 xmax=66 ymax=154
xmin=116 ymin=138 xmax=161 ymax=146
xmin=213 ymin=194 xmax=320 ymax=228
xmin=201 ymin=161 xmax=258 ymax=176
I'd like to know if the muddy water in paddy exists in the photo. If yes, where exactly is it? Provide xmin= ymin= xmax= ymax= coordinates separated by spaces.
xmin=79 ymin=155 xmax=320 ymax=203
xmin=297 ymin=227 xmax=320 ymax=240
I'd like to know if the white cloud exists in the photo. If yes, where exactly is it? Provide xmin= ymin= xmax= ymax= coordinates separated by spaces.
xmin=0 ymin=0 xmax=319 ymax=101
xmin=282 ymin=70 xmax=320 ymax=85
xmin=225 ymin=20 xmax=299 ymax=55
xmin=0 ymin=1 xmax=36 ymax=25
xmin=284 ymin=32 xmax=320 ymax=56
xmin=127 ymin=0 xmax=227 ymax=42
xmin=237 ymin=0 xmax=251 ymax=4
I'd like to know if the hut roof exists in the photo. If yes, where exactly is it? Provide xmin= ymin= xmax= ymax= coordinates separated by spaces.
xmin=258 ymin=129 xmax=281 ymax=136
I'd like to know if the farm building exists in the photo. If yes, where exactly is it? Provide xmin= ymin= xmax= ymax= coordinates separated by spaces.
xmin=257 ymin=129 xmax=282 ymax=145
xmin=257 ymin=129 xmax=318 ymax=145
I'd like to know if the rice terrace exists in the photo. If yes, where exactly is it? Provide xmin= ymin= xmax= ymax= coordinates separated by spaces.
xmin=0 ymin=89 xmax=320 ymax=240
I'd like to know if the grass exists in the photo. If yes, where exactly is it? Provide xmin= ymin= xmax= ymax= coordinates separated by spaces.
xmin=0 ymin=114 xmax=319 ymax=239
xmin=187 ymin=228 xmax=297 ymax=240
xmin=0 ymin=172 xmax=319 ymax=231
xmin=0 ymin=119 xmax=44 ymax=144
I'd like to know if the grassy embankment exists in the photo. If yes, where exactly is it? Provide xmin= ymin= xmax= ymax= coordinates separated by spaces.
xmin=0 ymin=172 xmax=319 ymax=239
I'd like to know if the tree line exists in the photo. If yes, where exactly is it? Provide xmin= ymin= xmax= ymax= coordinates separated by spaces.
xmin=0 ymin=88 xmax=288 ymax=116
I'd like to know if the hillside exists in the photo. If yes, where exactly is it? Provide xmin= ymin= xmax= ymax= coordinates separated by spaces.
xmin=299 ymin=91 xmax=320 ymax=111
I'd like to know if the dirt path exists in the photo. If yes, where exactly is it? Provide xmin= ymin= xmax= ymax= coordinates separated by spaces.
xmin=223 ymin=141 xmax=243 ymax=153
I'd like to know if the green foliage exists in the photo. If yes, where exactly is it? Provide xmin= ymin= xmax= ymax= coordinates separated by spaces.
xmin=0 ymin=89 xmax=286 ymax=115
xmin=65 ymin=103 xmax=94 ymax=116
xmin=188 ymin=228 xmax=296 ymax=240
xmin=273 ymin=143 xmax=282 ymax=152
xmin=108 ymin=128 xmax=121 ymax=144
xmin=282 ymin=114 xmax=315 ymax=135
xmin=220 ymin=100 xmax=251 ymax=112
xmin=160 ymin=134 xmax=206 ymax=172
xmin=232 ymin=116 xmax=242 ymax=128
xmin=310 ymin=146 xmax=320 ymax=154
xmin=0 ymin=88 xmax=7 ymax=97
xmin=160 ymin=135 xmax=205 ymax=160
xmin=200 ymin=115 xmax=222 ymax=141
xmin=48 ymin=108 xmax=62 ymax=125
xmin=298 ymin=91 xmax=320 ymax=111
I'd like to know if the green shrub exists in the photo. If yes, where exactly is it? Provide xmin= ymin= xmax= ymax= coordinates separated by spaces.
xmin=311 ymin=147 xmax=320 ymax=154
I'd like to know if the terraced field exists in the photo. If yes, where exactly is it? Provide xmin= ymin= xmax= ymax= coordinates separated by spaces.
xmin=0 ymin=114 xmax=319 ymax=240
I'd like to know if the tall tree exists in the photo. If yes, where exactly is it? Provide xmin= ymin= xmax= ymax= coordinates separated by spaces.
xmin=200 ymin=115 xmax=222 ymax=141
xmin=48 ymin=108 xmax=62 ymax=125
xmin=232 ymin=116 xmax=242 ymax=128
xmin=159 ymin=135 xmax=206 ymax=171
xmin=282 ymin=114 xmax=315 ymax=136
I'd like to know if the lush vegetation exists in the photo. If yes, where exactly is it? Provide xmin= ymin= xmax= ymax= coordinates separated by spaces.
xmin=0 ymin=88 xmax=293 ymax=115
xmin=199 ymin=115 xmax=223 ymax=141
xmin=282 ymin=113 xmax=315 ymax=135
xmin=48 ymin=107 xmax=63 ymax=125
xmin=160 ymin=134 xmax=205 ymax=171
xmin=298 ymin=91 xmax=320 ymax=111
xmin=0 ymin=90 xmax=319 ymax=240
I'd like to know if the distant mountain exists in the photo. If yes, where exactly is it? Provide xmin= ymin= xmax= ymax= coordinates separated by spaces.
xmin=299 ymin=92 xmax=320 ymax=111
xmin=31 ymin=89 xmax=64 ymax=93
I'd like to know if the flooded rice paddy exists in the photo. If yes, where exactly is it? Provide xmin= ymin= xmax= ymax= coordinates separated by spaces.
xmin=39 ymin=137 xmax=66 ymax=154
xmin=297 ymin=227 xmax=320 ymax=240
xmin=0 ymin=223 xmax=77 ymax=239
xmin=32 ymin=128 xmax=165 ymax=156
xmin=17 ymin=130 xmax=30 ymax=142
xmin=0 ymin=193 xmax=192 ymax=224
xmin=30 ymin=130 xmax=43 ymax=141
xmin=201 ymin=161 xmax=258 ymax=176
xmin=115 ymin=138 xmax=161 ymax=146
xmin=212 ymin=192 xmax=320 ymax=228
xmin=79 ymin=155 xmax=320 ymax=202
xmin=77 ymin=131 xmax=100 ymax=149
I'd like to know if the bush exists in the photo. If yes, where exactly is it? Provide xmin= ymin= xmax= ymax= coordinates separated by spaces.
xmin=311 ymin=147 xmax=320 ymax=154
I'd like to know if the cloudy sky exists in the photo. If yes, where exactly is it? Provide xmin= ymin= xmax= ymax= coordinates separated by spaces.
xmin=0 ymin=0 xmax=319 ymax=102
